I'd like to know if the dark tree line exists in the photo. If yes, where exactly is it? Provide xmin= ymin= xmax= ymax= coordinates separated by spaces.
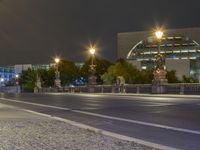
xmin=20 ymin=58 xmax=198 ymax=91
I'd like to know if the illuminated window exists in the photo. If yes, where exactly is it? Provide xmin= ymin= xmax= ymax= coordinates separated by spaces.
xmin=166 ymin=51 xmax=173 ymax=53
xmin=181 ymin=50 xmax=188 ymax=53
xmin=144 ymin=52 xmax=151 ymax=54
xmin=168 ymin=37 xmax=174 ymax=40
xmin=167 ymin=44 xmax=173 ymax=46
xmin=189 ymin=57 xmax=196 ymax=59
xmin=173 ymin=50 xmax=180 ymax=53
xmin=141 ymin=66 xmax=147 ymax=70
xmin=188 ymin=50 xmax=196 ymax=53
xmin=151 ymin=51 xmax=158 ymax=54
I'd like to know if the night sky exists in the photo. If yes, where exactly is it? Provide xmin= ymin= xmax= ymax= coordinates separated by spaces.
xmin=0 ymin=0 xmax=200 ymax=65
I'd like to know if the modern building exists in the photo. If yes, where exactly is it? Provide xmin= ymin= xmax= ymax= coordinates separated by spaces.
xmin=0 ymin=64 xmax=52 ymax=86
xmin=117 ymin=27 xmax=200 ymax=80
xmin=0 ymin=61 xmax=85 ymax=85
xmin=0 ymin=66 xmax=15 ymax=84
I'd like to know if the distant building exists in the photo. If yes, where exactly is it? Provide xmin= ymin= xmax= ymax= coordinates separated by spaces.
xmin=75 ymin=62 xmax=84 ymax=68
xmin=0 ymin=66 xmax=15 ymax=83
xmin=117 ymin=27 xmax=200 ymax=80
xmin=0 ymin=62 xmax=85 ymax=85
xmin=0 ymin=64 xmax=52 ymax=85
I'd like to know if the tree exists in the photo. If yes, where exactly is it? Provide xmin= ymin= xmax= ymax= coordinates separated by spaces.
xmin=21 ymin=68 xmax=36 ymax=92
xmin=138 ymin=69 xmax=154 ymax=84
xmin=101 ymin=60 xmax=140 ymax=84
xmin=80 ymin=57 xmax=112 ymax=84
xmin=38 ymin=68 xmax=55 ymax=87
xmin=182 ymin=75 xmax=198 ymax=83
xmin=166 ymin=70 xmax=180 ymax=83
xmin=58 ymin=60 xmax=80 ymax=86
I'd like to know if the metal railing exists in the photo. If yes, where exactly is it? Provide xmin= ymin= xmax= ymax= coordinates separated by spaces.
xmin=3 ymin=83 xmax=199 ymax=94
xmin=36 ymin=83 xmax=200 ymax=95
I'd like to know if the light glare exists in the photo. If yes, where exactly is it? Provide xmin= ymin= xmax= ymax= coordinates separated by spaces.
xmin=55 ymin=58 xmax=60 ymax=64
xmin=89 ymin=48 xmax=95 ymax=55
xmin=155 ymin=31 xmax=163 ymax=39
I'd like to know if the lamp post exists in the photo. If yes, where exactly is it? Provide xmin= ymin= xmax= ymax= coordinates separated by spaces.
xmin=88 ymin=48 xmax=97 ymax=92
xmin=15 ymin=74 xmax=20 ymax=93
xmin=0 ymin=78 xmax=4 ymax=87
xmin=152 ymin=30 xmax=168 ymax=94
xmin=89 ymin=48 xmax=96 ymax=71
xmin=54 ymin=57 xmax=61 ymax=88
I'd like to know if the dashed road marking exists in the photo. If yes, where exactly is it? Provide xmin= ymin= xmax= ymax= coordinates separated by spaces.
xmin=0 ymin=97 xmax=200 ymax=136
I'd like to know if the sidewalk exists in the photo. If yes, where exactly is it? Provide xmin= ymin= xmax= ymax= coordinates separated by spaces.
xmin=0 ymin=103 xmax=157 ymax=150
xmin=46 ymin=92 xmax=200 ymax=99
xmin=96 ymin=93 xmax=200 ymax=99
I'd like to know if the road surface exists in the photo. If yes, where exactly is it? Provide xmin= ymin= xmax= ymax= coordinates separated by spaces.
xmin=0 ymin=93 xmax=200 ymax=150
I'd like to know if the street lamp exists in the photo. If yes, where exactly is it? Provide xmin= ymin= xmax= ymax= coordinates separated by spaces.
xmin=155 ymin=31 xmax=163 ymax=40
xmin=152 ymin=29 xmax=168 ymax=94
xmin=89 ymin=48 xmax=95 ymax=67
xmin=15 ymin=74 xmax=19 ymax=86
xmin=54 ymin=57 xmax=60 ymax=72
xmin=88 ymin=47 xmax=97 ymax=89
xmin=55 ymin=58 xmax=60 ymax=64
xmin=15 ymin=74 xmax=19 ymax=79
xmin=54 ymin=57 xmax=61 ymax=88
xmin=15 ymin=74 xmax=20 ymax=93
xmin=155 ymin=30 xmax=163 ymax=55
xmin=0 ymin=78 xmax=4 ymax=87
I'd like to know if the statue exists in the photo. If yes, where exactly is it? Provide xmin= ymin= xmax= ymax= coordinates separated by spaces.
xmin=34 ymin=73 xmax=42 ymax=93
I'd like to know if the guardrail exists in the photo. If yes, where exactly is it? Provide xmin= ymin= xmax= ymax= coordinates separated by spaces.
xmin=0 ymin=86 xmax=21 ymax=93
xmin=37 ymin=83 xmax=200 ymax=95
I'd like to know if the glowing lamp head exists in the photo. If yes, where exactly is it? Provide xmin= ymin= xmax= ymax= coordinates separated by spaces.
xmin=15 ymin=74 xmax=19 ymax=78
xmin=54 ymin=58 xmax=60 ymax=64
xmin=155 ymin=31 xmax=163 ymax=39
xmin=89 ymin=48 xmax=95 ymax=55
xmin=0 ymin=78 xmax=4 ymax=82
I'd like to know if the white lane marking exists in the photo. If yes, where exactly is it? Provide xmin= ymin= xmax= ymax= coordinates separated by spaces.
xmin=23 ymin=109 xmax=179 ymax=150
xmin=72 ymin=110 xmax=200 ymax=135
xmin=140 ymin=102 xmax=175 ymax=107
xmin=0 ymin=98 xmax=71 ymax=111
xmin=0 ymin=97 xmax=200 ymax=136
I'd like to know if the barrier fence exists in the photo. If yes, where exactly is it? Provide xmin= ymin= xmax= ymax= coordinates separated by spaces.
xmin=38 ymin=83 xmax=200 ymax=95
xmin=1 ymin=84 xmax=200 ymax=94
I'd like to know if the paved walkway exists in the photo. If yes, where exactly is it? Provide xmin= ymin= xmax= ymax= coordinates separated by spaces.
xmin=46 ymin=92 xmax=200 ymax=99
xmin=99 ymin=93 xmax=200 ymax=98
xmin=0 ymin=103 xmax=156 ymax=150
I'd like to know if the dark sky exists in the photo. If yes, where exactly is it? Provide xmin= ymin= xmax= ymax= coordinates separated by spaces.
xmin=0 ymin=0 xmax=200 ymax=65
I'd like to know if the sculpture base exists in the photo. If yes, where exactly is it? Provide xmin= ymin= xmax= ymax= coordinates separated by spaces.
xmin=88 ymin=75 xmax=97 ymax=85
xmin=152 ymin=79 xmax=168 ymax=94
xmin=152 ymin=69 xmax=168 ymax=94
xmin=88 ymin=75 xmax=97 ymax=93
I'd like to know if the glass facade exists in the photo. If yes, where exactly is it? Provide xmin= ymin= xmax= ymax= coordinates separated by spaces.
xmin=32 ymin=64 xmax=51 ymax=70
xmin=127 ymin=36 xmax=200 ymax=61
xmin=190 ymin=60 xmax=200 ymax=81
xmin=0 ymin=66 xmax=15 ymax=82
xmin=127 ymin=35 xmax=200 ymax=80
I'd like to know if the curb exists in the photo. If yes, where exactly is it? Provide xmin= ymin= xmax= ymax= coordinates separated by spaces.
xmin=43 ymin=92 xmax=200 ymax=99
xmin=23 ymin=109 xmax=179 ymax=150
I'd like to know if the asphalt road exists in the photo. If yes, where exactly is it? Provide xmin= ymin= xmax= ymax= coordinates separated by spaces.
xmin=0 ymin=93 xmax=200 ymax=150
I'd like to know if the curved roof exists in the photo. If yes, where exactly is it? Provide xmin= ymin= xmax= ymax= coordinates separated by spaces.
xmin=127 ymin=35 xmax=200 ymax=61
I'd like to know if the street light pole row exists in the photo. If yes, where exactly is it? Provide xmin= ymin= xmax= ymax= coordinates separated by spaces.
xmin=51 ymin=48 xmax=97 ymax=90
